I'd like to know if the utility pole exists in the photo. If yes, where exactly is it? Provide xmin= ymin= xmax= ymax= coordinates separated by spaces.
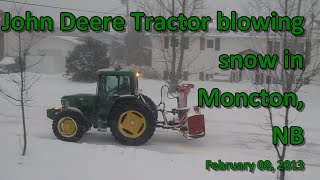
xmin=0 ymin=10 xmax=4 ymax=60
xmin=121 ymin=0 xmax=130 ymax=31
xmin=170 ymin=0 xmax=177 ymax=89
xmin=126 ymin=0 xmax=129 ymax=24
xmin=121 ymin=0 xmax=130 ymax=65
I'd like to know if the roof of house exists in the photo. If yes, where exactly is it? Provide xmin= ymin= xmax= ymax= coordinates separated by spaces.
xmin=239 ymin=49 xmax=260 ymax=55
xmin=56 ymin=36 xmax=84 ymax=45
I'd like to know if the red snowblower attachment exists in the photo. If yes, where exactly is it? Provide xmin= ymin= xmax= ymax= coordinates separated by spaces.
xmin=157 ymin=84 xmax=205 ymax=139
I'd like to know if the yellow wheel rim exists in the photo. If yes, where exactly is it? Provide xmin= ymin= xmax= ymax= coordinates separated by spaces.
xmin=118 ymin=110 xmax=146 ymax=139
xmin=57 ymin=117 xmax=78 ymax=138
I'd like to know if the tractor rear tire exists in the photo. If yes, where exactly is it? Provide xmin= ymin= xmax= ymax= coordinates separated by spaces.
xmin=139 ymin=94 xmax=158 ymax=120
xmin=52 ymin=111 xmax=85 ymax=142
xmin=109 ymin=100 xmax=156 ymax=146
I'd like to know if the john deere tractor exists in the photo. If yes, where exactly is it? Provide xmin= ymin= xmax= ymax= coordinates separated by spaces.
xmin=47 ymin=68 xmax=205 ymax=146
xmin=47 ymin=68 xmax=158 ymax=145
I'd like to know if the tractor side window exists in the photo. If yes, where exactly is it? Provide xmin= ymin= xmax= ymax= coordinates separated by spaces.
xmin=105 ymin=76 xmax=119 ymax=94
xmin=118 ymin=76 xmax=131 ymax=95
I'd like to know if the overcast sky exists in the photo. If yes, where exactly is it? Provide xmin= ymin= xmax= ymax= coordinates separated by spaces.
xmin=0 ymin=0 xmax=249 ymax=20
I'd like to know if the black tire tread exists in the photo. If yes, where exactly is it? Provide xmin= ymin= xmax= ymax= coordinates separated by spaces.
xmin=109 ymin=99 xmax=156 ymax=146
xmin=139 ymin=94 xmax=158 ymax=121
xmin=52 ymin=111 xmax=85 ymax=142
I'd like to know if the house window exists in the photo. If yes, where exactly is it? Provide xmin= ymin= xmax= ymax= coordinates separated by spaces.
xmin=207 ymin=39 xmax=214 ymax=48
xmin=305 ymin=40 xmax=311 ymax=65
xmin=215 ymin=38 xmax=221 ymax=51
xmin=286 ymin=41 xmax=304 ymax=54
xmin=206 ymin=74 xmax=210 ymax=81
xmin=298 ymin=43 xmax=305 ymax=54
xmin=230 ymin=71 xmax=237 ymax=83
xmin=164 ymin=36 xmax=169 ymax=49
xmin=200 ymin=37 xmax=205 ymax=50
xmin=266 ymin=75 xmax=272 ymax=84
xmin=183 ymin=71 xmax=189 ymax=80
xmin=171 ymin=37 xmax=179 ymax=47
xmin=288 ymin=42 xmax=297 ymax=53
xmin=163 ymin=70 xmax=169 ymax=80
xmin=274 ymin=42 xmax=280 ymax=55
xmin=199 ymin=72 xmax=205 ymax=81
xmin=286 ymin=41 xmax=305 ymax=67
xmin=267 ymin=41 xmax=281 ymax=55
xmin=183 ymin=37 xmax=190 ymax=49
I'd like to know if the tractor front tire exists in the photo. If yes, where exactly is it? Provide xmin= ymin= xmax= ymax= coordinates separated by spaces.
xmin=52 ymin=111 xmax=85 ymax=142
xmin=109 ymin=100 xmax=156 ymax=146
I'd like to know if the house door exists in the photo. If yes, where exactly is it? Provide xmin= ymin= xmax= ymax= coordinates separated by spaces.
xmin=230 ymin=71 xmax=240 ymax=83
xmin=239 ymin=69 xmax=243 ymax=81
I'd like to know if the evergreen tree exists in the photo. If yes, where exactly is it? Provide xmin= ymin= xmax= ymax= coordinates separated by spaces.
xmin=66 ymin=37 xmax=110 ymax=82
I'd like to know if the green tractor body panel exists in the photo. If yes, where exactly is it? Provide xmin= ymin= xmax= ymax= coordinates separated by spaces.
xmin=61 ymin=93 xmax=98 ymax=123
xmin=48 ymin=68 xmax=141 ymax=129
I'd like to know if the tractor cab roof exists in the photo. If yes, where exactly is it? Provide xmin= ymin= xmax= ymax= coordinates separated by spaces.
xmin=97 ymin=68 xmax=137 ymax=76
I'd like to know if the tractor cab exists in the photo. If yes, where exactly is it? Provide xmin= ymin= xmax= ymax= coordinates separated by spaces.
xmin=95 ymin=68 xmax=142 ymax=129
xmin=97 ymin=68 xmax=140 ymax=98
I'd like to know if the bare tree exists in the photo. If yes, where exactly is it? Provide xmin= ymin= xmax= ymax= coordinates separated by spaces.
xmin=248 ymin=0 xmax=320 ymax=179
xmin=0 ymin=4 xmax=42 ymax=156
xmin=133 ymin=0 xmax=207 ymax=90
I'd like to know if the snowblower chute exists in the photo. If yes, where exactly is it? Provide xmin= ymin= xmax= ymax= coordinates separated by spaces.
xmin=157 ymin=84 xmax=205 ymax=139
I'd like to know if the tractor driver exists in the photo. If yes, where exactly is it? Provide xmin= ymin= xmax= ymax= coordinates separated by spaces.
xmin=118 ymin=77 xmax=130 ymax=95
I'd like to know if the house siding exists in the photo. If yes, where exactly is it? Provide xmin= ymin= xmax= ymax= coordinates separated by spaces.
xmin=151 ymin=33 xmax=318 ymax=84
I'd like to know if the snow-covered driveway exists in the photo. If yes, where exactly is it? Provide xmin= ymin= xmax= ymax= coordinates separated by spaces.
xmin=1 ymin=74 xmax=319 ymax=180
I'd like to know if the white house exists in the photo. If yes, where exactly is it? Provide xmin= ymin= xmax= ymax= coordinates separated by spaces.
xmin=2 ymin=31 xmax=82 ymax=74
xmin=150 ymin=29 xmax=320 ymax=84
xmin=1 ymin=30 xmax=123 ymax=74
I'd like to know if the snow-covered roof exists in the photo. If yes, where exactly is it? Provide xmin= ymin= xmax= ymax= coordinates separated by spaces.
xmin=0 ymin=57 xmax=15 ymax=65
xmin=56 ymin=36 xmax=84 ymax=45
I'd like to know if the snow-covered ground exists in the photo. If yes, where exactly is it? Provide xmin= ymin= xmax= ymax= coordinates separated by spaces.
xmin=0 ymin=74 xmax=319 ymax=180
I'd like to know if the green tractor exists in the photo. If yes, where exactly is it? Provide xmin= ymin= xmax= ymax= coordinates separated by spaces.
xmin=47 ymin=68 xmax=205 ymax=146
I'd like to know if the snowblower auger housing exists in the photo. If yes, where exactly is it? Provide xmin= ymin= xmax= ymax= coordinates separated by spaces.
xmin=47 ymin=67 xmax=205 ymax=145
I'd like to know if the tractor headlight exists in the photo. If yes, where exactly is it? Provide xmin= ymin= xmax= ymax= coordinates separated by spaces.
xmin=136 ymin=71 xmax=142 ymax=77
xmin=61 ymin=99 xmax=69 ymax=110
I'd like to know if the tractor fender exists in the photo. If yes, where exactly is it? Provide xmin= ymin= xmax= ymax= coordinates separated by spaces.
xmin=48 ymin=107 xmax=85 ymax=121
xmin=64 ymin=107 xmax=88 ymax=122
xmin=105 ymin=95 xmax=138 ymax=115
xmin=66 ymin=107 xmax=87 ymax=121
xmin=66 ymin=107 xmax=84 ymax=116
xmin=66 ymin=107 xmax=92 ymax=127
xmin=57 ymin=107 xmax=91 ymax=132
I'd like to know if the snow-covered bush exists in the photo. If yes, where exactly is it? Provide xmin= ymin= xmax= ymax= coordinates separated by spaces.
xmin=65 ymin=37 xmax=110 ymax=82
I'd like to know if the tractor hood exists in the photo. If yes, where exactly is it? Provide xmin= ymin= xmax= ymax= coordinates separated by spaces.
xmin=62 ymin=93 xmax=97 ymax=99
xmin=61 ymin=94 xmax=97 ymax=112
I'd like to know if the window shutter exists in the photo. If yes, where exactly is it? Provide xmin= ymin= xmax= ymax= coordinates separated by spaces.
xmin=215 ymin=38 xmax=221 ymax=51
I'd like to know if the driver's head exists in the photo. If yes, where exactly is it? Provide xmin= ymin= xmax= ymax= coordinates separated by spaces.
xmin=123 ymin=77 xmax=129 ymax=85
